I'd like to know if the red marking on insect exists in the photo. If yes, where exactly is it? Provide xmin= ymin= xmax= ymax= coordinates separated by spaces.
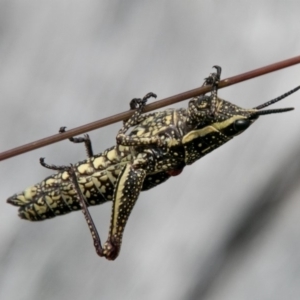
xmin=167 ymin=168 xmax=184 ymax=176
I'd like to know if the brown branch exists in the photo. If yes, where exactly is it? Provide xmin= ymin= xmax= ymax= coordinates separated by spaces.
xmin=1 ymin=55 xmax=300 ymax=162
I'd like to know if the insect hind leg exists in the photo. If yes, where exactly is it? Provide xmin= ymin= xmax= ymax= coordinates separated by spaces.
xmin=67 ymin=165 xmax=105 ymax=257
xmin=39 ymin=157 xmax=69 ymax=171
xmin=40 ymin=159 xmax=106 ymax=257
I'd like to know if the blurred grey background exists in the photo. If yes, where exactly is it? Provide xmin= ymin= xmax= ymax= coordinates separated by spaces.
xmin=1 ymin=1 xmax=300 ymax=300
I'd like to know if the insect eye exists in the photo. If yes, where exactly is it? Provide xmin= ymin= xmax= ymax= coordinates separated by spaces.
xmin=233 ymin=119 xmax=251 ymax=132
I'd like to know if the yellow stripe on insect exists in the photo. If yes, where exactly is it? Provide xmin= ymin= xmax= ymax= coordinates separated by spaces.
xmin=182 ymin=115 xmax=244 ymax=144
xmin=111 ymin=164 xmax=130 ymax=236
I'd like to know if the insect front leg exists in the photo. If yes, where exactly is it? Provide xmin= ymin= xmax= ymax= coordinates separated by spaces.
xmin=203 ymin=65 xmax=222 ymax=115
xmin=59 ymin=127 xmax=94 ymax=158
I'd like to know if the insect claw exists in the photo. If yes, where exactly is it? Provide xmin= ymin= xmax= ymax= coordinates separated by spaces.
xmin=212 ymin=65 xmax=222 ymax=77
xmin=59 ymin=126 xmax=67 ymax=133
xmin=143 ymin=92 xmax=157 ymax=101
xmin=129 ymin=98 xmax=142 ymax=109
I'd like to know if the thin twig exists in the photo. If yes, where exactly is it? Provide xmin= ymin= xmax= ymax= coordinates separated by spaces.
xmin=1 ymin=55 xmax=300 ymax=162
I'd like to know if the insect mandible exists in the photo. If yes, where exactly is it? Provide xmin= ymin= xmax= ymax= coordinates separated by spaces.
xmin=7 ymin=66 xmax=300 ymax=260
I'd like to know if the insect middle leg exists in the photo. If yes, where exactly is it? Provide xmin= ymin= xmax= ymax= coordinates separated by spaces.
xmin=116 ymin=92 xmax=167 ymax=147
xmin=59 ymin=126 xmax=94 ymax=158
xmin=120 ymin=92 xmax=157 ymax=129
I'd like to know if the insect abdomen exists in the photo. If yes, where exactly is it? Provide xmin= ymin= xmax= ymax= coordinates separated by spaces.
xmin=7 ymin=146 xmax=130 ymax=221
xmin=7 ymin=169 xmax=115 ymax=221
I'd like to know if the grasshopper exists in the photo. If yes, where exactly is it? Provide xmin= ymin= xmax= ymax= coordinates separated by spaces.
xmin=7 ymin=67 xmax=299 ymax=260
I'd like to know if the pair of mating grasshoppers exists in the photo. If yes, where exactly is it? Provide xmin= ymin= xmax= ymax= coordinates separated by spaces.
xmin=7 ymin=66 xmax=299 ymax=260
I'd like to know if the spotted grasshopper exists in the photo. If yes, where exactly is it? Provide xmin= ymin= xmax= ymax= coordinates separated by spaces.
xmin=7 ymin=67 xmax=299 ymax=260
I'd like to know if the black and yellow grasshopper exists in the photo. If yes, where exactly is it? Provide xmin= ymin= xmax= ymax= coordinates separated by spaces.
xmin=7 ymin=67 xmax=299 ymax=260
